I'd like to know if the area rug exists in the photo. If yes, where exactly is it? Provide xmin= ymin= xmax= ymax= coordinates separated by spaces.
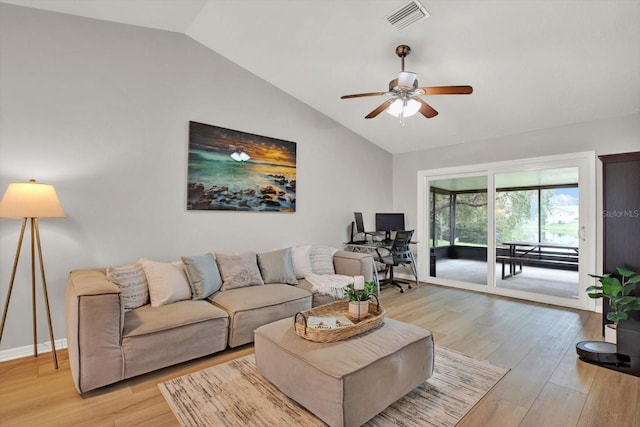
xmin=158 ymin=346 xmax=509 ymax=427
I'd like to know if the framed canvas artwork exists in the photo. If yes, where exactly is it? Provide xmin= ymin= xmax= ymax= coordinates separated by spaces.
xmin=187 ymin=121 xmax=297 ymax=212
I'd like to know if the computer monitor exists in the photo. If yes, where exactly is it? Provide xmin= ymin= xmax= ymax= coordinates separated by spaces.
xmin=354 ymin=212 xmax=365 ymax=234
xmin=375 ymin=213 xmax=405 ymax=241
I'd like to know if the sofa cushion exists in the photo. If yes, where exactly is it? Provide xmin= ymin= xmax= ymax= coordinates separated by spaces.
xmin=181 ymin=253 xmax=223 ymax=299
xmin=209 ymin=283 xmax=310 ymax=313
xmin=209 ymin=284 xmax=312 ymax=347
xmin=122 ymin=300 xmax=229 ymax=379
xmin=141 ymin=259 xmax=192 ymax=307
xmin=215 ymin=251 xmax=264 ymax=291
xmin=106 ymin=262 xmax=149 ymax=311
xmin=257 ymin=247 xmax=298 ymax=285
xmin=123 ymin=299 xmax=229 ymax=338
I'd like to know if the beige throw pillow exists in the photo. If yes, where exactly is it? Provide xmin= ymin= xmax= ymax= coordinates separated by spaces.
xmin=215 ymin=251 xmax=264 ymax=291
xmin=141 ymin=259 xmax=192 ymax=307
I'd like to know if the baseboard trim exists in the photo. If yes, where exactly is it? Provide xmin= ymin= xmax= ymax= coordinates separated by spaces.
xmin=0 ymin=338 xmax=67 ymax=363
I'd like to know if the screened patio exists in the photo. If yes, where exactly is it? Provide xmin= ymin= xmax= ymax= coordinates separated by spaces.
xmin=428 ymin=169 xmax=579 ymax=300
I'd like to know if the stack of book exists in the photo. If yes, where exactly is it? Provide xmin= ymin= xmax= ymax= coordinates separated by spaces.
xmin=306 ymin=315 xmax=354 ymax=329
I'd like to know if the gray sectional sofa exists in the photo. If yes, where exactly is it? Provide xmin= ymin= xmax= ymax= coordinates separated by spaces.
xmin=65 ymin=249 xmax=373 ymax=393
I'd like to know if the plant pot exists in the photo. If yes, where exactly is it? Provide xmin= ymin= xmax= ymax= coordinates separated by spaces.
xmin=348 ymin=301 xmax=369 ymax=319
xmin=604 ymin=323 xmax=617 ymax=344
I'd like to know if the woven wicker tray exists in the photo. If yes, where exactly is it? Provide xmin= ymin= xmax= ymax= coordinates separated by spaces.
xmin=293 ymin=295 xmax=385 ymax=343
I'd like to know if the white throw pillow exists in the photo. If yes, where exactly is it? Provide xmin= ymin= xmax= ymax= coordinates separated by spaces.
xmin=291 ymin=245 xmax=312 ymax=279
xmin=106 ymin=262 xmax=149 ymax=311
xmin=141 ymin=259 xmax=192 ymax=307
xmin=309 ymin=245 xmax=336 ymax=275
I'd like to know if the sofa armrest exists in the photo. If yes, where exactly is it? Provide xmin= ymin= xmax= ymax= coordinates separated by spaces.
xmin=66 ymin=269 xmax=124 ymax=393
xmin=333 ymin=250 xmax=374 ymax=282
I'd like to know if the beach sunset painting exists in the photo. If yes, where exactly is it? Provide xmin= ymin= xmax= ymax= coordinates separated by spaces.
xmin=187 ymin=121 xmax=297 ymax=212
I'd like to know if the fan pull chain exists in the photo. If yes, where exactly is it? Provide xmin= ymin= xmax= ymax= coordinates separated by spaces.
xmin=399 ymin=100 xmax=407 ymax=126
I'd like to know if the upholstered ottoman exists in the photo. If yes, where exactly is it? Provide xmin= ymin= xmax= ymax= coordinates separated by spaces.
xmin=254 ymin=317 xmax=434 ymax=427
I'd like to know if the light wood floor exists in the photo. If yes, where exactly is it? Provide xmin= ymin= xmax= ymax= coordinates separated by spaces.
xmin=1 ymin=283 xmax=638 ymax=427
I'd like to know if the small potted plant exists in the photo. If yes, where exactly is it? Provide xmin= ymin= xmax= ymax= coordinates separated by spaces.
xmin=345 ymin=276 xmax=376 ymax=320
xmin=587 ymin=267 xmax=640 ymax=343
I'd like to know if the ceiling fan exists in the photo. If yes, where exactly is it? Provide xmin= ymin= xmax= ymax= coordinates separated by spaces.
xmin=340 ymin=45 xmax=472 ymax=124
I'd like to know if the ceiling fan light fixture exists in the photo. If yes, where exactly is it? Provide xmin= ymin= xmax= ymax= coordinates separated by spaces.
xmin=397 ymin=71 xmax=417 ymax=88
xmin=340 ymin=44 xmax=471 ymax=121
xmin=386 ymin=98 xmax=421 ymax=118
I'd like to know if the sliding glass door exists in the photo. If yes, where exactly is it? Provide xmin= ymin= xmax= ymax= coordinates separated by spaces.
xmin=418 ymin=152 xmax=595 ymax=310
xmin=494 ymin=168 xmax=580 ymax=300
xmin=429 ymin=175 xmax=488 ymax=286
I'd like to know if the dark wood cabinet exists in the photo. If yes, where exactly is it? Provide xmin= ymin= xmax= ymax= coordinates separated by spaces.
xmin=599 ymin=151 xmax=640 ymax=329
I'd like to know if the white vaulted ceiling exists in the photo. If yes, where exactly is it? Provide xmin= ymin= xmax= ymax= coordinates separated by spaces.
xmin=3 ymin=0 xmax=639 ymax=154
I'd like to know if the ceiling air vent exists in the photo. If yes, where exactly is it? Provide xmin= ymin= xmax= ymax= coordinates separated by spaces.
xmin=386 ymin=0 xmax=430 ymax=31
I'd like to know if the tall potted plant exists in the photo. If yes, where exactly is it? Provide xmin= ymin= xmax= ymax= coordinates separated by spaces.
xmin=587 ymin=267 xmax=640 ymax=343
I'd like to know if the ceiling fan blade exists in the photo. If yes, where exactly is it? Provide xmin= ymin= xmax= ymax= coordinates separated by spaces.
xmin=341 ymin=92 xmax=388 ymax=99
xmin=413 ymin=97 xmax=439 ymax=118
xmin=365 ymin=99 xmax=394 ymax=119
xmin=423 ymin=85 xmax=473 ymax=95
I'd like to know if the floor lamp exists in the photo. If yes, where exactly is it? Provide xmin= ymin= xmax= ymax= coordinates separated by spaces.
xmin=0 ymin=179 xmax=65 ymax=369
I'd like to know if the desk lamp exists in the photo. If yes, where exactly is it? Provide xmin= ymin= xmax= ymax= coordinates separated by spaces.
xmin=0 ymin=179 xmax=65 ymax=369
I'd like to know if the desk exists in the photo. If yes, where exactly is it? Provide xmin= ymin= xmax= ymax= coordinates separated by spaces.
xmin=343 ymin=240 xmax=419 ymax=290
xmin=498 ymin=241 xmax=579 ymax=279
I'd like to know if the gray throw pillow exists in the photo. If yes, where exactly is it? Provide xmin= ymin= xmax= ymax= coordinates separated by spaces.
xmin=215 ymin=251 xmax=265 ymax=291
xmin=257 ymin=247 xmax=298 ymax=285
xmin=181 ymin=253 xmax=223 ymax=299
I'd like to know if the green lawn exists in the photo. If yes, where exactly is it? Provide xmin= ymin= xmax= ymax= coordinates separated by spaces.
xmin=542 ymin=220 xmax=578 ymax=235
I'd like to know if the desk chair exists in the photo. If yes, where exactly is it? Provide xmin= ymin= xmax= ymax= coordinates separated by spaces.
xmin=377 ymin=230 xmax=417 ymax=293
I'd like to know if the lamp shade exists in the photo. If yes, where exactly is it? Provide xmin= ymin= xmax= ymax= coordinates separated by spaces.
xmin=397 ymin=71 xmax=417 ymax=88
xmin=0 ymin=179 xmax=65 ymax=218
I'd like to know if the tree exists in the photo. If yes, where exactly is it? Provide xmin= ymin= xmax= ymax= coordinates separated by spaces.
xmin=455 ymin=192 xmax=487 ymax=245
xmin=432 ymin=192 xmax=451 ymax=245
xmin=495 ymin=190 xmax=536 ymax=243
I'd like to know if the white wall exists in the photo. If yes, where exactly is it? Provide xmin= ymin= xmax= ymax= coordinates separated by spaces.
xmin=0 ymin=5 xmax=392 ymax=353
xmin=393 ymin=113 xmax=640 ymax=231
